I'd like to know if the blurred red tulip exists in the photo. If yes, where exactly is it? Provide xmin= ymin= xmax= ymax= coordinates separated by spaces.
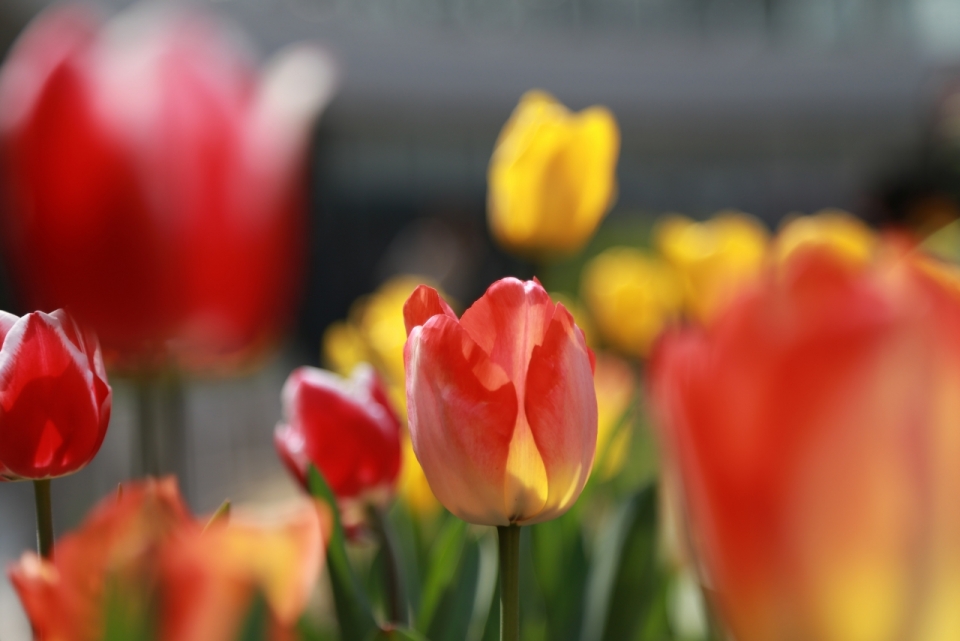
xmin=650 ymin=245 xmax=960 ymax=641
xmin=0 ymin=4 xmax=336 ymax=370
xmin=9 ymin=477 xmax=328 ymax=641
xmin=403 ymin=278 xmax=597 ymax=526
xmin=0 ymin=309 xmax=110 ymax=480
xmin=275 ymin=364 xmax=403 ymax=528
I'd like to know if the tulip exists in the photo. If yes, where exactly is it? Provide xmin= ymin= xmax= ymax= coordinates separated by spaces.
xmin=403 ymin=277 xmax=597 ymax=527
xmin=275 ymin=364 xmax=403 ymax=530
xmin=580 ymin=247 xmax=684 ymax=356
xmin=775 ymin=209 xmax=876 ymax=267
xmin=0 ymin=4 xmax=336 ymax=369
xmin=593 ymin=352 xmax=635 ymax=479
xmin=654 ymin=211 xmax=769 ymax=323
xmin=9 ymin=478 xmax=327 ymax=641
xmin=322 ymin=275 xmax=443 ymax=515
xmin=487 ymin=91 xmax=620 ymax=257
xmin=0 ymin=309 xmax=111 ymax=481
xmin=649 ymin=242 xmax=960 ymax=641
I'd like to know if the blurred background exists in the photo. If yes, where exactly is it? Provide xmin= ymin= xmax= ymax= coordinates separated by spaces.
xmin=2 ymin=0 xmax=960 ymax=638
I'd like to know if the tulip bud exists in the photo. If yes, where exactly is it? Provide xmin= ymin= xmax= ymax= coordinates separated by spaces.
xmin=403 ymin=278 xmax=597 ymax=526
xmin=650 ymin=244 xmax=960 ymax=641
xmin=274 ymin=364 xmax=403 ymax=529
xmin=0 ymin=309 xmax=111 ymax=480
xmin=487 ymin=91 xmax=620 ymax=257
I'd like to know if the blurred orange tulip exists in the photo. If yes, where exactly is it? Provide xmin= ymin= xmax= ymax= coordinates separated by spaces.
xmin=650 ymin=244 xmax=960 ymax=641
xmin=9 ymin=478 xmax=328 ymax=641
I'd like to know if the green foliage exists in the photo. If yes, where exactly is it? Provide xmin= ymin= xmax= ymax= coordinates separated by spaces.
xmin=307 ymin=465 xmax=379 ymax=641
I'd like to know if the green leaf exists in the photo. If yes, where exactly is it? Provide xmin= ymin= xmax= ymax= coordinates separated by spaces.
xmin=532 ymin=509 xmax=588 ymax=641
xmin=367 ymin=626 xmax=432 ymax=641
xmin=235 ymin=592 xmax=270 ymax=641
xmin=416 ymin=517 xmax=468 ymax=632
xmin=580 ymin=483 xmax=670 ymax=641
xmin=307 ymin=465 xmax=379 ymax=641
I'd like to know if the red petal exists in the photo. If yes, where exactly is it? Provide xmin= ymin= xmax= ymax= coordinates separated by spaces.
xmin=405 ymin=315 xmax=518 ymax=524
xmin=0 ymin=312 xmax=109 ymax=479
xmin=459 ymin=278 xmax=554 ymax=388
xmin=523 ymin=304 xmax=597 ymax=523
xmin=403 ymin=285 xmax=457 ymax=336
xmin=277 ymin=366 xmax=401 ymax=499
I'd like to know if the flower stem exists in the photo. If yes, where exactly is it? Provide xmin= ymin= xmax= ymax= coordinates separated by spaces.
xmin=33 ymin=479 xmax=54 ymax=558
xmin=368 ymin=505 xmax=406 ymax=625
xmin=497 ymin=524 xmax=521 ymax=641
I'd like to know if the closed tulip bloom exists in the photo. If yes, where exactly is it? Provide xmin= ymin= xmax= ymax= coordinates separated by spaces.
xmin=403 ymin=278 xmax=597 ymax=526
xmin=488 ymin=91 xmax=620 ymax=257
xmin=275 ymin=364 xmax=402 ymax=527
xmin=581 ymin=247 xmax=684 ymax=356
xmin=0 ymin=5 xmax=335 ymax=369
xmin=0 ymin=309 xmax=110 ymax=480
xmin=650 ymin=245 xmax=960 ymax=641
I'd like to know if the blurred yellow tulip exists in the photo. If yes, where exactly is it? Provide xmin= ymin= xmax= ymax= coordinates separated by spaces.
xmin=776 ymin=209 xmax=876 ymax=266
xmin=580 ymin=247 xmax=683 ymax=356
xmin=593 ymin=352 xmax=635 ymax=479
xmin=655 ymin=211 xmax=769 ymax=323
xmin=488 ymin=90 xmax=620 ymax=257
xmin=321 ymin=275 xmax=442 ymax=516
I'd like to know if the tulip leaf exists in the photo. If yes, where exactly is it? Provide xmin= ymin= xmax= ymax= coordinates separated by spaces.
xmin=532 ymin=508 xmax=589 ymax=641
xmin=308 ymin=465 xmax=379 ymax=641
xmin=366 ymin=626 xmax=432 ymax=641
xmin=425 ymin=534 xmax=481 ymax=641
xmin=580 ymin=483 xmax=670 ymax=641
xmin=416 ymin=516 xmax=468 ymax=632
xmin=236 ymin=592 xmax=270 ymax=641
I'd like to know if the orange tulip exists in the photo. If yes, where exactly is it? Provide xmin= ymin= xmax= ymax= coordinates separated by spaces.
xmin=650 ymin=243 xmax=960 ymax=641
xmin=9 ymin=478 xmax=328 ymax=641
xmin=403 ymin=278 xmax=597 ymax=526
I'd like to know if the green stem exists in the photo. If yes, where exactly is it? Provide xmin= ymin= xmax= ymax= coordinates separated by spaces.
xmin=33 ymin=479 xmax=54 ymax=558
xmin=497 ymin=525 xmax=521 ymax=641
xmin=369 ymin=505 xmax=407 ymax=625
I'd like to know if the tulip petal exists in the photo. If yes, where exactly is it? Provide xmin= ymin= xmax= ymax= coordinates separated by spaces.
xmin=0 ymin=312 xmax=108 ymax=479
xmin=406 ymin=315 xmax=518 ymax=525
xmin=459 ymin=278 xmax=554 ymax=389
xmin=403 ymin=284 xmax=457 ymax=335
xmin=276 ymin=366 xmax=400 ymax=499
xmin=521 ymin=304 xmax=597 ymax=524
xmin=0 ymin=311 xmax=18 ymax=345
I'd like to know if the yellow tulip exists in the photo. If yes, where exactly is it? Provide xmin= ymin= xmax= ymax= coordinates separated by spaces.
xmin=776 ymin=209 xmax=876 ymax=266
xmin=593 ymin=352 xmax=635 ymax=479
xmin=488 ymin=90 xmax=620 ymax=257
xmin=655 ymin=211 xmax=769 ymax=323
xmin=580 ymin=247 xmax=683 ymax=356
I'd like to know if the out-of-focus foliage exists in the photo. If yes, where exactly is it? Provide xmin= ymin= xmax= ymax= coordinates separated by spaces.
xmin=487 ymin=90 xmax=620 ymax=259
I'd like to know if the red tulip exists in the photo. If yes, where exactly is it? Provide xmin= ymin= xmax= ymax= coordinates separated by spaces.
xmin=0 ymin=309 xmax=110 ymax=480
xmin=0 ymin=4 xmax=336 ymax=369
xmin=275 ymin=364 xmax=403 ymax=527
xmin=402 ymin=278 xmax=597 ymax=526
xmin=9 ymin=477 xmax=328 ymax=641
xmin=650 ymin=245 xmax=960 ymax=641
